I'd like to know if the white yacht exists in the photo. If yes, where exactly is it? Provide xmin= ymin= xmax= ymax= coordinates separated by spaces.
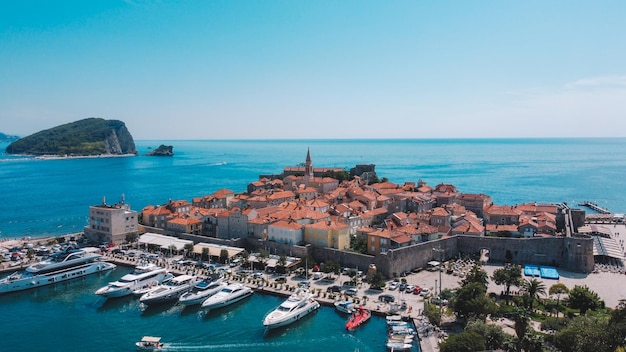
xmin=200 ymin=283 xmax=253 ymax=310
xmin=0 ymin=247 xmax=116 ymax=294
xmin=262 ymin=288 xmax=320 ymax=329
xmin=94 ymin=263 xmax=170 ymax=298
xmin=178 ymin=275 xmax=226 ymax=306
xmin=139 ymin=274 xmax=197 ymax=305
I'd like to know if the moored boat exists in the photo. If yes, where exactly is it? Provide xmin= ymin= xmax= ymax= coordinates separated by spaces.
xmin=0 ymin=247 xmax=116 ymax=294
xmin=178 ymin=274 xmax=226 ymax=306
xmin=95 ymin=263 xmax=170 ymax=298
xmin=263 ymin=288 xmax=320 ymax=329
xmin=201 ymin=283 xmax=253 ymax=310
xmin=345 ymin=305 xmax=371 ymax=331
xmin=139 ymin=274 xmax=197 ymax=306
xmin=334 ymin=300 xmax=356 ymax=314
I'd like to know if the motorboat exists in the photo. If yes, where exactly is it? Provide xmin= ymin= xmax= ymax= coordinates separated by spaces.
xmin=95 ymin=263 xmax=170 ymax=298
xmin=139 ymin=274 xmax=197 ymax=305
xmin=132 ymin=273 xmax=174 ymax=296
xmin=25 ymin=247 xmax=103 ymax=274
xmin=0 ymin=247 xmax=116 ymax=294
xmin=386 ymin=339 xmax=413 ymax=351
xmin=200 ymin=283 xmax=253 ymax=310
xmin=334 ymin=300 xmax=356 ymax=314
xmin=135 ymin=336 xmax=163 ymax=351
xmin=345 ymin=306 xmax=371 ymax=331
xmin=178 ymin=274 xmax=226 ymax=306
xmin=262 ymin=288 xmax=320 ymax=329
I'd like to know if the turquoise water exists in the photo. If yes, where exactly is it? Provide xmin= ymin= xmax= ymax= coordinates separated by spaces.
xmin=2 ymin=138 xmax=626 ymax=239
xmin=2 ymin=138 xmax=626 ymax=351
xmin=0 ymin=267 xmax=393 ymax=352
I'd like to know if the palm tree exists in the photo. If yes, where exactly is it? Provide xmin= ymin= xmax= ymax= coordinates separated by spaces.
xmin=491 ymin=266 xmax=522 ymax=305
xmin=548 ymin=283 xmax=569 ymax=317
xmin=522 ymin=278 xmax=546 ymax=310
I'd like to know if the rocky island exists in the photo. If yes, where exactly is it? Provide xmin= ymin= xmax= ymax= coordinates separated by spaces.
xmin=145 ymin=144 xmax=174 ymax=156
xmin=4 ymin=118 xmax=137 ymax=157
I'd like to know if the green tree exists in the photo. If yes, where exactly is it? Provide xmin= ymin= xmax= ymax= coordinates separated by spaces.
xmin=549 ymin=283 xmax=569 ymax=317
xmin=460 ymin=263 xmax=489 ymax=288
xmin=424 ymin=302 xmax=441 ymax=326
xmin=349 ymin=235 xmax=367 ymax=254
xmin=125 ymin=233 xmax=139 ymax=247
xmin=522 ymin=278 xmax=546 ymax=310
xmin=552 ymin=315 xmax=610 ymax=352
xmin=201 ymin=247 xmax=209 ymax=262
xmin=219 ymin=249 xmax=229 ymax=264
xmin=491 ymin=266 xmax=522 ymax=304
xmin=367 ymin=271 xmax=386 ymax=290
xmin=257 ymin=249 xmax=269 ymax=270
xmin=322 ymin=259 xmax=340 ymax=276
xmin=568 ymin=285 xmax=602 ymax=314
xmin=184 ymin=243 xmax=194 ymax=258
xmin=607 ymin=300 xmax=626 ymax=351
xmin=276 ymin=255 xmax=287 ymax=274
xmin=240 ymin=250 xmax=251 ymax=269
xmin=452 ymin=282 xmax=497 ymax=322
xmin=464 ymin=319 xmax=510 ymax=351
xmin=510 ymin=307 xmax=531 ymax=340
xmin=439 ymin=331 xmax=486 ymax=352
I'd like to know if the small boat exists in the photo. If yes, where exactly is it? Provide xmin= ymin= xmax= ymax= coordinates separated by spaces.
xmin=345 ymin=306 xmax=371 ymax=331
xmin=334 ymin=300 xmax=356 ymax=314
xmin=135 ymin=336 xmax=163 ymax=351
xmin=201 ymin=283 xmax=253 ymax=310
xmin=139 ymin=274 xmax=197 ymax=306
xmin=263 ymin=288 xmax=320 ymax=329
xmin=385 ymin=340 xmax=413 ymax=351
xmin=178 ymin=275 xmax=226 ymax=306
xmin=95 ymin=263 xmax=170 ymax=298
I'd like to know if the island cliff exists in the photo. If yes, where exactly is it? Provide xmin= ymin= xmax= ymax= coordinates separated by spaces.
xmin=5 ymin=118 xmax=137 ymax=156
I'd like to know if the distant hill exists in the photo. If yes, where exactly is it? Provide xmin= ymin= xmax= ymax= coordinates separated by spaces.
xmin=5 ymin=118 xmax=137 ymax=156
xmin=0 ymin=132 xmax=19 ymax=142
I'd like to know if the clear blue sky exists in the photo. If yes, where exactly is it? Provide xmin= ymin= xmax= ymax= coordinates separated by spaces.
xmin=1 ymin=1 xmax=625 ymax=139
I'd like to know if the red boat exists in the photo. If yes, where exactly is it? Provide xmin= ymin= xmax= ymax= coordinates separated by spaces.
xmin=345 ymin=306 xmax=371 ymax=330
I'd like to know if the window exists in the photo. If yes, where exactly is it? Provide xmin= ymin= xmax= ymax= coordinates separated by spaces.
xmin=371 ymin=246 xmax=376 ymax=252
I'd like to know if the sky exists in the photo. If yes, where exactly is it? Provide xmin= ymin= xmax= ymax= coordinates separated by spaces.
xmin=1 ymin=0 xmax=625 ymax=140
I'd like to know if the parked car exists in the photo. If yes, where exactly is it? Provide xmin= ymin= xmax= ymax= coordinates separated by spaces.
xmin=412 ymin=286 xmax=422 ymax=295
xmin=297 ymin=281 xmax=311 ymax=288
xmin=327 ymin=285 xmax=342 ymax=293
xmin=388 ymin=282 xmax=399 ymax=290
xmin=274 ymin=276 xmax=287 ymax=284
xmin=251 ymin=272 xmax=264 ymax=279
xmin=378 ymin=294 xmax=395 ymax=303
xmin=420 ymin=288 xmax=430 ymax=297
xmin=345 ymin=288 xmax=358 ymax=296
xmin=431 ymin=296 xmax=448 ymax=306
xmin=405 ymin=285 xmax=416 ymax=293
xmin=399 ymin=283 xmax=407 ymax=291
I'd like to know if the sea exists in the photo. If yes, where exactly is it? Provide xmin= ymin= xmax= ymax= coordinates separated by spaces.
xmin=1 ymin=138 xmax=626 ymax=352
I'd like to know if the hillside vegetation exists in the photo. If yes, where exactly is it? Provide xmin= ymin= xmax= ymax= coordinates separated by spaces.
xmin=5 ymin=118 xmax=137 ymax=156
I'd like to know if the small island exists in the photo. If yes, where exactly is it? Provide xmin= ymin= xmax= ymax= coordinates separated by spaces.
xmin=145 ymin=145 xmax=174 ymax=156
xmin=4 ymin=118 xmax=137 ymax=157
